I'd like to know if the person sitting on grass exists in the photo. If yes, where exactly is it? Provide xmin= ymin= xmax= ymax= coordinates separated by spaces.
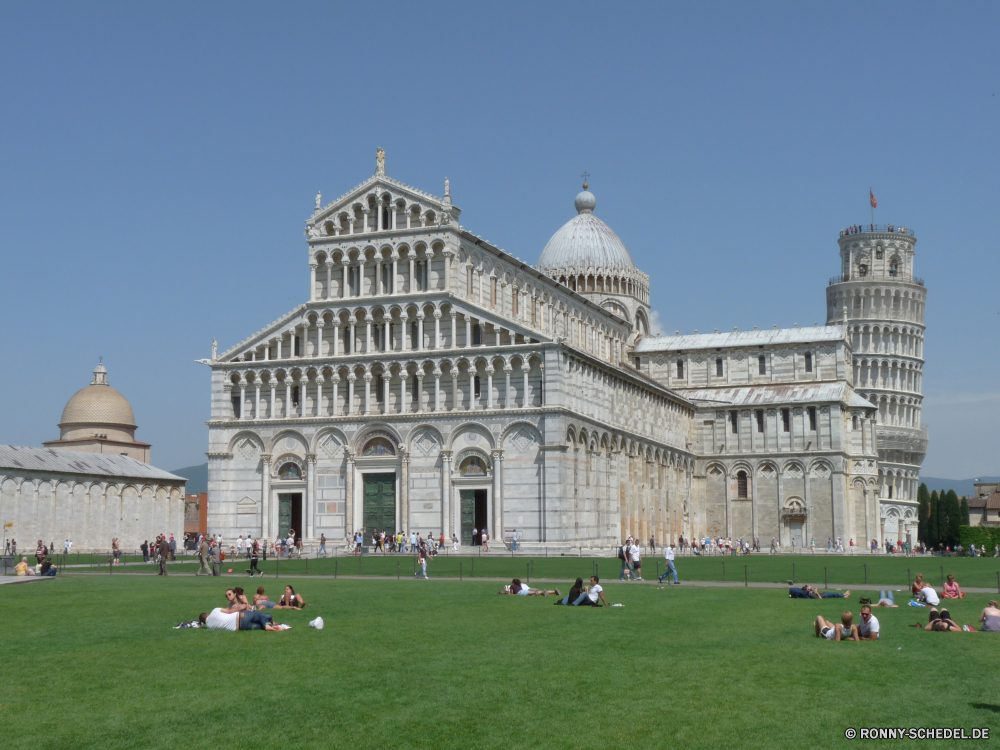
xmin=253 ymin=586 xmax=276 ymax=609
xmin=943 ymin=574 xmax=965 ymax=599
xmin=909 ymin=583 xmax=940 ymax=607
xmin=199 ymin=607 xmax=286 ymax=631
xmin=14 ymin=557 xmax=33 ymax=576
xmin=499 ymin=578 xmax=561 ymax=596
xmin=554 ymin=578 xmax=585 ymax=605
xmin=223 ymin=588 xmax=249 ymax=612
xmin=40 ymin=557 xmax=57 ymax=577
xmin=814 ymin=611 xmax=859 ymax=641
xmin=276 ymin=585 xmax=307 ymax=609
xmin=979 ymin=601 xmax=1000 ymax=632
xmin=570 ymin=576 xmax=609 ymax=607
xmin=911 ymin=573 xmax=925 ymax=600
xmin=857 ymin=605 xmax=880 ymax=640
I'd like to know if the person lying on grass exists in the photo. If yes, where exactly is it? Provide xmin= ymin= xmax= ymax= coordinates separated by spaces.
xmin=199 ymin=608 xmax=287 ymax=631
xmin=570 ymin=576 xmax=609 ymax=607
xmin=276 ymin=585 xmax=307 ymax=609
xmin=253 ymin=586 xmax=276 ymax=609
xmin=789 ymin=585 xmax=850 ymax=599
xmin=554 ymin=578 xmax=585 ymax=605
xmin=498 ymin=578 xmax=560 ymax=596
xmin=857 ymin=605 xmax=880 ymax=640
xmin=871 ymin=590 xmax=899 ymax=607
xmin=814 ymin=611 xmax=859 ymax=641
xmin=943 ymin=574 xmax=966 ymax=599
xmin=979 ymin=601 xmax=1000 ymax=632
xmin=911 ymin=608 xmax=971 ymax=632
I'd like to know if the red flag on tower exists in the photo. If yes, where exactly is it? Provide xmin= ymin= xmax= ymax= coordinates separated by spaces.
xmin=870 ymin=190 xmax=878 ymax=209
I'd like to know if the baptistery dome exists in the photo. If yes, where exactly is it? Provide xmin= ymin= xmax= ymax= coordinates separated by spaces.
xmin=60 ymin=362 xmax=137 ymax=429
xmin=537 ymin=188 xmax=636 ymax=272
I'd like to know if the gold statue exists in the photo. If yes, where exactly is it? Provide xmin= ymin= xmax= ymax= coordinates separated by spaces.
xmin=376 ymin=147 xmax=385 ymax=175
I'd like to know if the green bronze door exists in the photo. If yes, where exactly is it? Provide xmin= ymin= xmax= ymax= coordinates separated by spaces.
xmin=363 ymin=473 xmax=396 ymax=536
xmin=460 ymin=490 xmax=476 ymax=546
xmin=278 ymin=494 xmax=294 ymax=538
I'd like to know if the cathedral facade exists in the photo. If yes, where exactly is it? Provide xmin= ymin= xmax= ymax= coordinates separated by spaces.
xmin=205 ymin=156 xmax=926 ymax=549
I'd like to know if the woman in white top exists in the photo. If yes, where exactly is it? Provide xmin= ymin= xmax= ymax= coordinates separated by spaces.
xmin=276 ymin=585 xmax=306 ymax=609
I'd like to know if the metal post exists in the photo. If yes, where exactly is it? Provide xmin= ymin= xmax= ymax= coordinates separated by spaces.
xmin=657 ymin=561 xmax=661 ymax=580
xmin=397 ymin=562 xmax=400 ymax=580
xmin=744 ymin=565 xmax=748 ymax=587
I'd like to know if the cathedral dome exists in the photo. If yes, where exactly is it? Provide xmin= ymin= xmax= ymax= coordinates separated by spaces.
xmin=537 ymin=187 xmax=635 ymax=273
xmin=59 ymin=362 xmax=136 ymax=428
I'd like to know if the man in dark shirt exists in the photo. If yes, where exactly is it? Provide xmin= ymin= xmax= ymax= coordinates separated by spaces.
xmin=40 ymin=557 xmax=57 ymax=576
xmin=157 ymin=537 xmax=170 ymax=575
xmin=141 ymin=540 xmax=149 ymax=563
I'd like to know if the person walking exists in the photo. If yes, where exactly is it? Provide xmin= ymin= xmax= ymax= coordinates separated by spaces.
xmin=157 ymin=536 xmax=170 ymax=575
xmin=618 ymin=539 xmax=634 ymax=581
xmin=658 ymin=543 xmax=679 ymax=584
xmin=247 ymin=538 xmax=262 ymax=577
xmin=415 ymin=547 xmax=430 ymax=579
xmin=630 ymin=538 xmax=643 ymax=581
xmin=211 ymin=541 xmax=222 ymax=576
xmin=318 ymin=534 xmax=327 ymax=557
xmin=141 ymin=540 xmax=150 ymax=563
xmin=169 ymin=534 xmax=177 ymax=560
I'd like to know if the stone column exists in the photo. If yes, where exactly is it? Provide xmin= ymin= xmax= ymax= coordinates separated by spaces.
xmin=291 ymin=328 xmax=298 ymax=358
xmin=416 ymin=373 xmax=424 ymax=412
xmin=306 ymin=454 xmax=316 ymax=540
xmin=366 ymin=320 xmax=372 ymax=353
xmin=347 ymin=375 xmax=356 ymax=415
xmin=261 ymin=454 xmax=272 ymax=539
xmin=347 ymin=216 xmax=355 ymax=236
xmin=400 ymin=454 xmax=410 ymax=534
xmin=331 ymin=376 xmax=339 ymax=417
xmin=315 ymin=321 xmax=324 ymax=357
xmin=348 ymin=317 xmax=356 ymax=355
xmin=451 ymin=373 xmax=458 ymax=412
xmin=269 ymin=384 xmax=276 ymax=420
xmin=332 ymin=323 xmax=339 ymax=356
xmin=465 ymin=316 xmax=472 ymax=348
xmin=254 ymin=384 xmax=261 ymax=420
xmin=299 ymin=379 xmax=306 ymax=418
xmin=326 ymin=260 xmax=335 ymax=299
xmin=401 ymin=372 xmax=408 ymax=413
xmin=374 ymin=257 xmax=381 ymax=294
xmin=433 ymin=311 xmax=441 ymax=349
xmin=239 ymin=382 xmax=246 ymax=419
xmin=487 ymin=366 xmax=494 ymax=409
xmin=285 ymin=382 xmax=292 ymax=418
xmin=391 ymin=254 xmax=398 ymax=294
xmin=383 ymin=373 xmax=390 ymax=414
xmin=409 ymin=256 xmax=416 ymax=292
xmin=309 ymin=262 xmax=318 ymax=302
xmin=443 ymin=249 xmax=452 ymax=291
xmin=363 ymin=374 xmax=372 ymax=414
xmin=492 ymin=450 xmax=504 ymax=542
xmin=433 ymin=370 xmax=441 ymax=411
xmin=362 ymin=208 xmax=370 ymax=237
xmin=345 ymin=455 xmax=355 ymax=536
xmin=315 ymin=376 xmax=324 ymax=416
xmin=341 ymin=260 xmax=349 ymax=299
xmin=276 ymin=338 xmax=282 ymax=359
xmin=450 ymin=312 xmax=457 ymax=349
xmin=441 ymin=450 xmax=452 ymax=538
xmin=504 ymin=366 xmax=512 ymax=409
xmin=417 ymin=314 xmax=424 ymax=351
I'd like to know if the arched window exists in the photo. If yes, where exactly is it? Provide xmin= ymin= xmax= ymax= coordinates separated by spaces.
xmin=459 ymin=456 xmax=487 ymax=476
xmin=758 ymin=355 xmax=767 ymax=375
xmin=737 ymin=470 xmax=748 ymax=498
xmin=382 ymin=207 xmax=390 ymax=229
xmin=716 ymin=358 xmax=723 ymax=377
xmin=324 ymin=221 xmax=335 ymax=236
xmin=859 ymin=264 xmax=868 ymax=277
xmin=362 ymin=437 xmax=395 ymax=457
xmin=676 ymin=360 xmax=684 ymax=378
xmin=889 ymin=261 xmax=898 ymax=277
xmin=474 ymin=375 xmax=481 ymax=399
xmin=473 ymin=324 xmax=482 ymax=346
xmin=875 ymin=247 xmax=883 ymax=260
xmin=278 ymin=462 xmax=302 ymax=480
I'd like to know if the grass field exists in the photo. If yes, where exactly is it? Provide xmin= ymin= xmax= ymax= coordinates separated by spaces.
xmin=57 ymin=552 xmax=1000 ymax=590
xmin=2 ymin=573 xmax=998 ymax=749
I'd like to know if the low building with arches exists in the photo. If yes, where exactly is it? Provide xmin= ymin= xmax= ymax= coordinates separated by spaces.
xmin=203 ymin=154 xmax=927 ymax=550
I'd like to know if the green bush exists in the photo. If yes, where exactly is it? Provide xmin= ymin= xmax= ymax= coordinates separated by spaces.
xmin=958 ymin=526 xmax=1000 ymax=552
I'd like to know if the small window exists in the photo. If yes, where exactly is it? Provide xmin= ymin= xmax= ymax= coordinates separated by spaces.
xmin=781 ymin=408 xmax=790 ymax=432
xmin=231 ymin=394 xmax=241 ymax=418
xmin=758 ymin=355 xmax=767 ymax=375
xmin=677 ymin=360 xmax=684 ymax=379
xmin=291 ymin=386 xmax=300 ymax=407
xmin=294 ymin=337 xmax=302 ymax=357
xmin=412 ymin=376 xmax=419 ymax=401
xmin=852 ymin=414 xmax=859 ymax=430
xmin=716 ymin=358 xmax=723 ymax=377
xmin=473 ymin=324 xmax=482 ymax=346
xmin=755 ymin=410 xmax=764 ymax=433
xmin=859 ymin=264 xmax=868 ymax=277
xmin=804 ymin=352 xmax=812 ymax=372
xmin=474 ymin=375 xmax=481 ymax=399
xmin=887 ymin=485 xmax=893 ymax=499
xmin=411 ymin=322 xmax=419 ymax=348
xmin=729 ymin=410 xmax=739 ymax=434
xmin=381 ymin=207 xmax=389 ymax=228
xmin=808 ymin=406 xmax=817 ymax=431
xmin=375 ymin=375 xmax=384 ymax=402
xmin=737 ymin=470 xmax=748 ymax=499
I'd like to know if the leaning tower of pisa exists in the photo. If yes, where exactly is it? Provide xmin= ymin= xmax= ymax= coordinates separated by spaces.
xmin=826 ymin=223 xmax=929 ymax=545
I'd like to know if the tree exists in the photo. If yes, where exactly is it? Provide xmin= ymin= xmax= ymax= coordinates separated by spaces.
xmin=917 ymin=483 xmax=930 ymax=544
xmin=927 ymin=491 xmax=939 ymax=548
xmin=945 ymin=490 xmax=962 ymax=547
xmin=961 ymin=496 xmax=971 ymax=526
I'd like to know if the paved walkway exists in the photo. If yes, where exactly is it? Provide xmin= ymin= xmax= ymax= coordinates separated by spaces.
xmin=0 ymin=576 xmax=56 ymax=585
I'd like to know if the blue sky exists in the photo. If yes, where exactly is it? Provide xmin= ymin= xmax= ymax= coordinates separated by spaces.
xmin=1 ymin=2 xmax=997 ymax=477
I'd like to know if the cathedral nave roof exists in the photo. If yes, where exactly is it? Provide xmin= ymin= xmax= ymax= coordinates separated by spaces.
xmin=677 ymin=382 xmax=874 ymax=409
xmin=635 ymin=326 xmax=848 ymax=353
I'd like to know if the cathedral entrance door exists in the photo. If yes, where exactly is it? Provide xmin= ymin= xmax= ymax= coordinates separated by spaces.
xmin=790 ymin=521 xmax=804 ymax=548
xmin=278 ymin=493 xmax=302 ymax=539
xmin=460 ymin=489 xmax=488 ymax=546
xmin=363 ymin=473 xmax=396 ymax=536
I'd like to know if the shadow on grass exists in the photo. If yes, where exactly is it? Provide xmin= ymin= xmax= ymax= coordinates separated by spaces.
xmin=969 ymin=703 xmax=1000 ymax=713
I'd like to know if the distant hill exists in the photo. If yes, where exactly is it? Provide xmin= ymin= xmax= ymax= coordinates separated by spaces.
xmin=921 ymin=476 xmax=1000 ymax=497
xmin=170 ymin=462 xmax=208 ymax=494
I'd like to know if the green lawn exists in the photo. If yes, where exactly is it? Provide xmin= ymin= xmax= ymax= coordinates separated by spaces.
xmin=1 ymin=575 xmax=998 ymax=749
xmin=60 ymin=552 xmax=1000 ymax=590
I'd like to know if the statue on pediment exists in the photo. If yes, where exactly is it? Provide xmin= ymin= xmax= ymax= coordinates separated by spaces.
xmin=376 ymin=147 xmax=385 ymax=175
